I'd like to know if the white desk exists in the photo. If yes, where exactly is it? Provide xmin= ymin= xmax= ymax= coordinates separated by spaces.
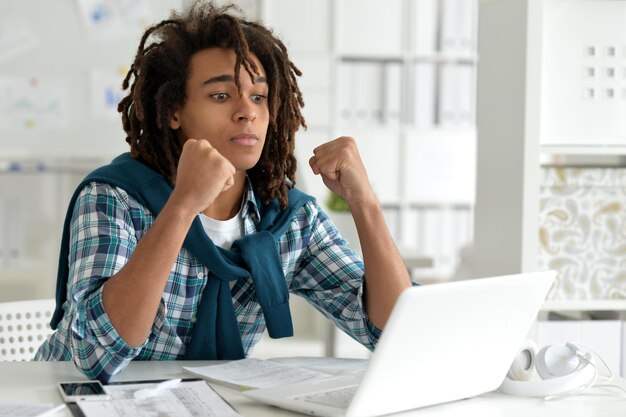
xmin=0 ymin=361 xmax=624 ymax=416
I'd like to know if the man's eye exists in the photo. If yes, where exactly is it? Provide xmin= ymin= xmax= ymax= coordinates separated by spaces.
xmin=211 ymin=93 xmax=229 ymax=101
xmin=251 ymin=95 xmax=267 ymax=103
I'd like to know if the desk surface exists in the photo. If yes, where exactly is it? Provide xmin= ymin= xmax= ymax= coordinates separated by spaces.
xmin=0 ymin=360 xmax=624 ymax=417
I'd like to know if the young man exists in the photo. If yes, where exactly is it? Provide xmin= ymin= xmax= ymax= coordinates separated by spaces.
xmin=35 ymin=1 xmax=412 ymax=382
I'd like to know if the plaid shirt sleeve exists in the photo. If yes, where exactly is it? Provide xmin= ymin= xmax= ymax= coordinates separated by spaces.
xmin=65 ymin=183 xmax=165 ymax=381
xmin=286 ymin=201 xmax=382 ymax=350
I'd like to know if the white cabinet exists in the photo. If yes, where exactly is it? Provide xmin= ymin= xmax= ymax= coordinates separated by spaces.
xmin=540 ymin=0 xmax=626 ymax=148
xmin=534 ymin=320 xmax=623 ymax=377
xmin=535 ymin=300 xmax=626 ymax=377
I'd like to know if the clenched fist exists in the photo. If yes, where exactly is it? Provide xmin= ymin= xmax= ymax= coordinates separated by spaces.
xmin=171 ymin=139 xmax=236 ymax=214
xmin=309 ymin=136 xmax=377 ymax=207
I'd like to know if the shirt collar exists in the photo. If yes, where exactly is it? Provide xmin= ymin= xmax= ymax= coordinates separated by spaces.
xmin=242 ymin=176 xmax=261 ymax=224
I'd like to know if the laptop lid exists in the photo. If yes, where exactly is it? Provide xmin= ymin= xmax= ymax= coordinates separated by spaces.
xmin=246 ymin=271 xmax=556 ymax=417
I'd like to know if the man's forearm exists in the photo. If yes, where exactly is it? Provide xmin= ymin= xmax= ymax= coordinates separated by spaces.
xmin=101 ymin=198 xmax=197 ymax=347
xmin=349 ymin=199 xmax=412 ymax=330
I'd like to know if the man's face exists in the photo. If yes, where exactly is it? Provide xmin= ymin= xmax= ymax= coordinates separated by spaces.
xmin=169 ymin=47 xmax=270 ymax=173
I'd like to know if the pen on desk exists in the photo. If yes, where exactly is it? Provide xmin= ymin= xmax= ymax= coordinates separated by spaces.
xmin=133 ymin=378 xmax=182 ymax=400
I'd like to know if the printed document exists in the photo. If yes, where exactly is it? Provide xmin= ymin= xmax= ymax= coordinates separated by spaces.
xmin=76 ymin=379 xmax=241 ymax=417
xmin=184 ymin=357 xmax=368 ymax=390
xmin=0 ymin=402 xmax=64 ymax=417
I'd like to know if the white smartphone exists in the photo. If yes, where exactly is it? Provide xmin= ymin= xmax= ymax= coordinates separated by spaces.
xmin=58 ymin=381 xmax=110 ymax=402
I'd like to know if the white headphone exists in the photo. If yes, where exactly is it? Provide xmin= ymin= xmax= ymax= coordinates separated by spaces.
xmin=499 ymin=340 xmax=597 ymax=397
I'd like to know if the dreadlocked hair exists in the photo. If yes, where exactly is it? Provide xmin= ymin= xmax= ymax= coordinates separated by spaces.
xmin=118 ymin=1 xmax=306 ymax=209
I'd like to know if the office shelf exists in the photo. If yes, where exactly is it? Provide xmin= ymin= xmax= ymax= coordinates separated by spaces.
xmin=541 ymin=300 xmax=626 ymax=312
xmin=540 ymin=145 xmax=626 ymax=157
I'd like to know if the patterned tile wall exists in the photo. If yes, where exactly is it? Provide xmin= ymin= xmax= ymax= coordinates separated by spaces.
xmin=539 ymin=167 xmax=626 ymax=300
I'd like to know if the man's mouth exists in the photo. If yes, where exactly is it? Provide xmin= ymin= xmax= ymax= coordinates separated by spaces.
xmin=230 ymin=134 xmax=258 ymax=146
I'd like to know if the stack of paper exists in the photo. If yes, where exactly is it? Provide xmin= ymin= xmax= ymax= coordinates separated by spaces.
xmin=184 ymin=357 xmax=368 ymax=390
xmin=0 ymin=402 xmax=64 ymax=417
xmin=75 ymin=379 xmax=241 ymax=417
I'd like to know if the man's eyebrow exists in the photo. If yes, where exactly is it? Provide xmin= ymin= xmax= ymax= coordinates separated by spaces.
xmin=201 ymin=74 xmax=268 ymax=85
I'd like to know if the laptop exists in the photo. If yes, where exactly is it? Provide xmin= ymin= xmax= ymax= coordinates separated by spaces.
xmin=244 ymin=271 xmax=556 ymax=417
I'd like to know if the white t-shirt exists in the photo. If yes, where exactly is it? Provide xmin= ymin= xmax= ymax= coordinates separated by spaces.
xmin=199 ymin=209 xmax=244 ymax=249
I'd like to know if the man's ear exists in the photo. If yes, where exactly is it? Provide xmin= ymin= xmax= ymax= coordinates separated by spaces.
xmin=168 ymin=110 xmax=181 ymax=130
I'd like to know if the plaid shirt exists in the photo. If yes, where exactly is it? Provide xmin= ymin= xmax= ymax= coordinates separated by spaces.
xmin=35 ymin=181 xmax=381 ymax=381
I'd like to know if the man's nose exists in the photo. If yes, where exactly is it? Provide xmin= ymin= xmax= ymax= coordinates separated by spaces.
xmin=233 ymin=97 xmax=257 ymax=122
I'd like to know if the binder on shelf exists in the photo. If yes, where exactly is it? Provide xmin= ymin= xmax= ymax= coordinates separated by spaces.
xmin=413 ymin=207 xmax=427 ymax=257
xmin=440 ymin=0 xmax=459 ymax=53
xmin=418 ymin=206 xmax=474 ymax=278
xmin=452 ymin=208 xmax=474 ymax=271
xmin=457 ymin=0 xmax=477 ymax=54
xmin=440 ymin=0 xmax=477 ymax=55
xmin=382 ymin=62 xmax=402 ymax=126
xmin=352 ymin=62 xmax=384 ymax=127
xmin=439 ymin=64 xmax=457 ymax=125
xmin=457 ymin=208 xmax=474 ymax=249
xmin=412 ymin=0 xmax=438 ymax=54
xmin=366 ymin=62 xmax=384 ymax=126
xmin=294 ymin=56 xmax=331 ymax=91
xmin=435 ymin=209 xmax=452 ymax=278
xmin=439 ymin=63 xmax=475 ymax=126
xmin=420 ymin=208 xmax=444 ymax=274
xmin=402 ymin=207 xmax=420 ymax=250
xmin=408 ymin=205 xmax=473 ymax=280
xmin=336 ymin=62 xmax=355 ymax=126
xmin=412 ymin=62 xmax=436 ymax=128
xmin=457 ymin=64 xmax=476 ymax=125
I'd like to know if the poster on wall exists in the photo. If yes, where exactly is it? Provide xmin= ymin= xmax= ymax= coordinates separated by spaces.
xmin=89 ymin=68 xmax=127 ymax=121
xmin=0 ymin=77 xmax=71 ymax=130
xmin=75 ymin=0 xmax=153 ymax=42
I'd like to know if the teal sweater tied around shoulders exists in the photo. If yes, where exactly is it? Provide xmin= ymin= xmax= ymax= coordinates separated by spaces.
xmin=50 ymin=152 xmax=314 ymax=362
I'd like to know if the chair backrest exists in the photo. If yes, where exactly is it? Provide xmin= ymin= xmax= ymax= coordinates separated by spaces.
xmin=0 ymin=299 xmax=55 ymax=361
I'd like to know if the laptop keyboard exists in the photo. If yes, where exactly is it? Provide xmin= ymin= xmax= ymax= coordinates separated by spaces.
xmin=292 ymin=385 xmax=358 ymax=409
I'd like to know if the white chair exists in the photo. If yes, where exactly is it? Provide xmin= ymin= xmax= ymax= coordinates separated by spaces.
xmin=0 ymin=299 xmax=55 ymax=361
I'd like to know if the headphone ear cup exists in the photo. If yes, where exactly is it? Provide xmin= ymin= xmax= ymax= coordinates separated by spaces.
xmin=500 ymin=343 xmax=597 ymax=397
xmin=507 ymin=339 xmax=538 ymax=381
xmin=535 ymin=343 xmax=583 ymax=379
